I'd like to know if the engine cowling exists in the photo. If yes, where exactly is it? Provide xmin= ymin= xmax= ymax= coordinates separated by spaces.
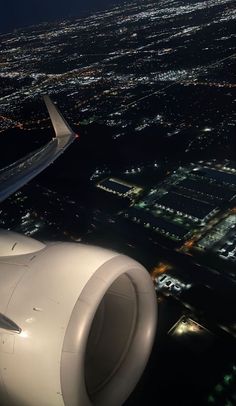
xmin=0 ymin=230 xmax=157 ymax=406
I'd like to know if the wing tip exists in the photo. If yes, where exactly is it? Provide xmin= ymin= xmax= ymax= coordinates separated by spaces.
xmin=43 ymin=95 xmax=75 ymax=138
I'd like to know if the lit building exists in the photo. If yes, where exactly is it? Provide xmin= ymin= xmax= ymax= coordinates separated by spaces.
xmin=122 ymin=160 xmax=236 ymax=246
xmin=97 ymin=178 xmax=143 ymax=201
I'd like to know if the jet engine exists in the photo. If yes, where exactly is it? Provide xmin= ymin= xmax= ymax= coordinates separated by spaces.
xmin=0 ymin=230 xmax=157 ymax=406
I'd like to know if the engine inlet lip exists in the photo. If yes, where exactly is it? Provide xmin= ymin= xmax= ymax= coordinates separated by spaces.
xmin=60 ymin=254 xmax=157 ymax=406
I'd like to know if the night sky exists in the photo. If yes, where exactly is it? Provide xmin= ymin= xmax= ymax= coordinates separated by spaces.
xmin=1 ymin=0 xmax=124 ymax=34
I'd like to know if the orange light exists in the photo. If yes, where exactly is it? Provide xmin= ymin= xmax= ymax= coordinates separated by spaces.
xmin=16 ymin=122 xmax=24 ymax=130
xmin=184 ymin=239 xmax=195 ymax=249
xmin=151 ymin=263 xmax=169 ymax=279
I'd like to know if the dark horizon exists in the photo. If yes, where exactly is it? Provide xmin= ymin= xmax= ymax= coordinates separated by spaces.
xmin=0 ymin=0 xmax=125 ymax=34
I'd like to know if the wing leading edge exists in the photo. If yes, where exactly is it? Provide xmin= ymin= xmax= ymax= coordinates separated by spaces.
xmin=0 ymin=97 xmax=77 ymax=203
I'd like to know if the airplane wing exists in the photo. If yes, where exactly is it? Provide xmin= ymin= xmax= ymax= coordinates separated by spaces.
xmin=0 ymin=96 xmax=77 ymax=203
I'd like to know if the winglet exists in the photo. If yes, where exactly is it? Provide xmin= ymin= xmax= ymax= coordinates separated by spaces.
xmin=0 ymin=96 xmax=78 ymax=204
xmin=43 ymin=95 xmax=75 ymax=138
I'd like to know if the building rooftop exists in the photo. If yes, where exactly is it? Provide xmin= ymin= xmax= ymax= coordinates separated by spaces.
xmin=195 ymin=167 xmax=236 ymax=187
xmin=97 ymin=178 xmax=143 ymax=200
xmin=127 ymin=207 xmax=190 ymax=240
xmin=178 ymin=178 xmax=236 ymax=202
xmin=156 ymin=191 xmax=216 ymax=221
xmin=99 ymin=178 xmax=133 ymax=195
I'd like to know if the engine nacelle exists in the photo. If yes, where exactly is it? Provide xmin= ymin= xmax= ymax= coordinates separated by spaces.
xmin=0 ymin=230 xmax=157 ymax=406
